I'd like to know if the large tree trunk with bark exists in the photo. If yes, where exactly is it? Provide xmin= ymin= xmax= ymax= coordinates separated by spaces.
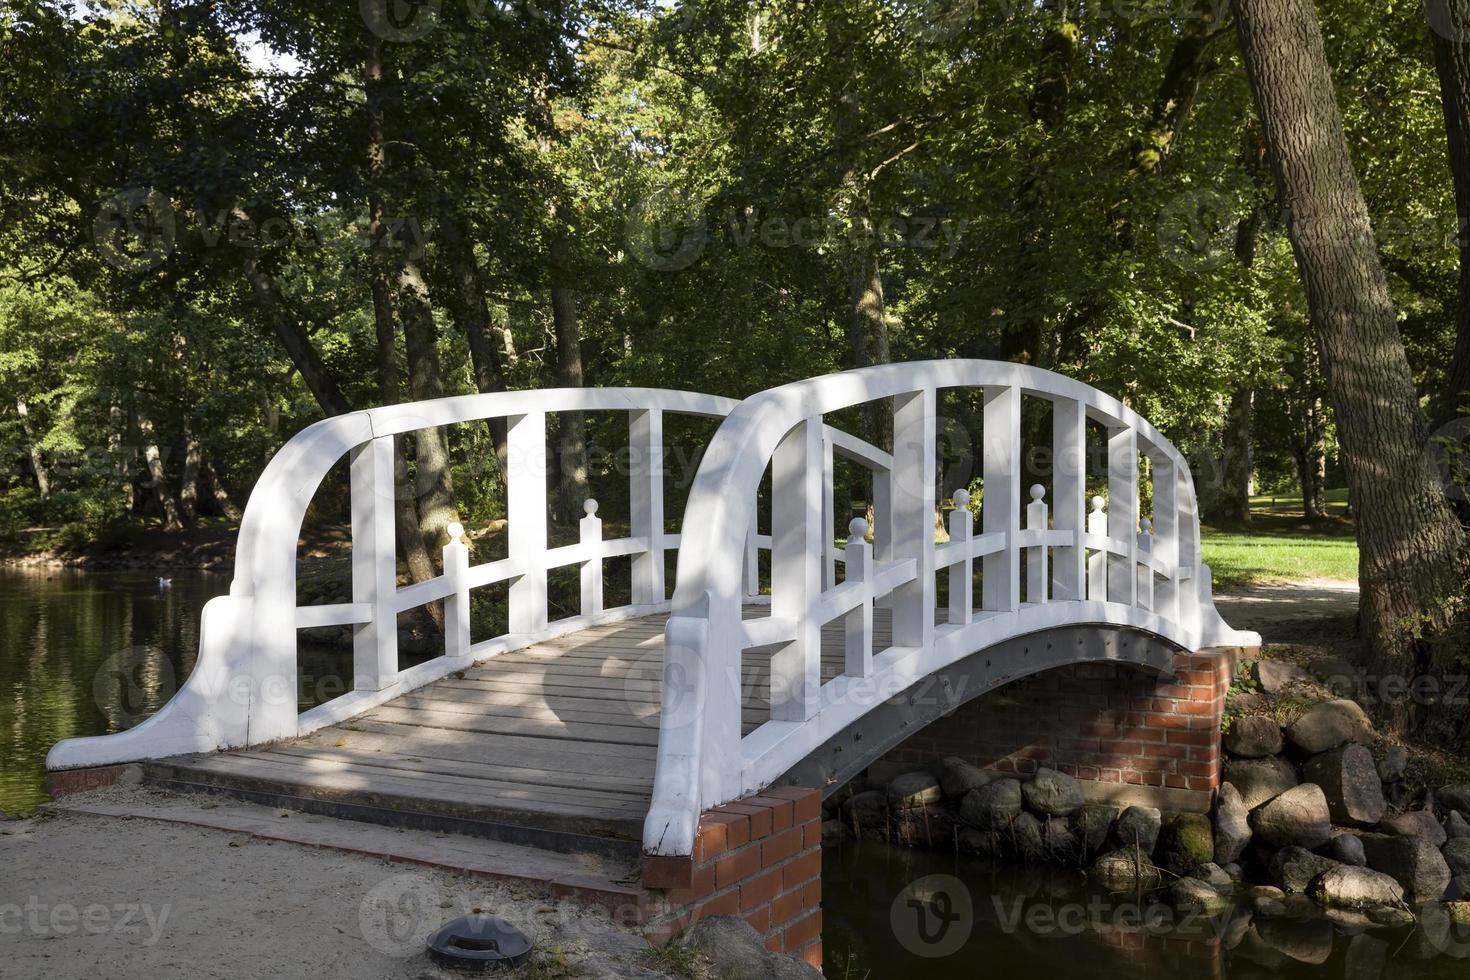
xmin=549 ymin=229 xmax=589 ymax=524
xmin=1232 ymin=0 xmax=1468 ymax=730
xmin=438 ymin=205 xmax=509 ymax=477
xmin=134 ymin=410 xmax=182 ymax=531
xmin=397 ymin=259 xmax=460 ymax=549
xmin=1216 ymin=388 xmax=1253 ymax=525
xmin=15 ymin=399 xmax=50 ymax=498
xmin=178 ymin=423 xmax=201 ymax=526
xmin=202 ymin=457 xmax=242 ymax=521
xmin=1428 ymin=0 xmax=1470 ymax=431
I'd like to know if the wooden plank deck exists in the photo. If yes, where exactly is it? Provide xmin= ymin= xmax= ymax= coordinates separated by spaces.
xmin=144 ymin=607 xmax=894 ymax=857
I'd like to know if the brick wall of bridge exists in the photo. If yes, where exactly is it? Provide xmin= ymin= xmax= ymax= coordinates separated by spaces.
xmin=874 ymin=647 xmax=1239 ymax=812
xmin=642 ymin=787 xmax=823 ymax=969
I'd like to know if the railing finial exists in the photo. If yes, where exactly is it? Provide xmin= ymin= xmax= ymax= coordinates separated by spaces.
xmin=1029 ymin=484 xmax=1045 ymax=502
xmin=848 ymin=517 xmax=869 ymax=540
xmin=447 ymin=521 xmax=465 ymax=542
xmin=1090 ymin=494 xmax=1105 ymax=513
xmin=584 ymin=498 xmax=599 ymax=516
xmin=952 ymin=488 xmax=970 ymax=508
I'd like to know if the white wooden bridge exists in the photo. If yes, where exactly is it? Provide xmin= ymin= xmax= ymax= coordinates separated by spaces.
xmin=49 ymin=361 xmax=1256 ymax=865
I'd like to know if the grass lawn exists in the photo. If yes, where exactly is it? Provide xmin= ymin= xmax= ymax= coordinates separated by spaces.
xmin=1200 ymin=489 xmax=1358 ymax=587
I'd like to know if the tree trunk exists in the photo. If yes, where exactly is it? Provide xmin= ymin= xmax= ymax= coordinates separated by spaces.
xmin=549 ymin=230 xmax=589 ymax=524
xmin=1428 ymin=0 xmax=1470 ymax=430
xmin=202 ymin=457 xmax=242 ymax=521
xmin=134 ymin=410 xmax=182 ymax=531
xmin=1128 ymin=0 xmax=1230 ymax=178
xmin=109 ymin=403 xmax=133 ymax=510
xmin=1218 ymin=388 xmax=1253 ymax=525
xmin=15 ymin=399 xmax=50 ymax=498
xmin=396 ymin=258 xmax=460 ymax=549
xmin=1232 ymin=0 xmax=1467 ymax=727
xmin=178 ymin=423 xmax=201 ymax=526
xmin=438 ymin=205 xmax=509 ymax=476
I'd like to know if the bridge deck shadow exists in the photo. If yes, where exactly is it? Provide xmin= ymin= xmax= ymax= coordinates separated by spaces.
xmin=144 ymin=606 xmax=895 ymax=857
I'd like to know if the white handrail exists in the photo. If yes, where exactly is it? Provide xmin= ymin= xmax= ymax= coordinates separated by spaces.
xmin=642 ymin=360 xmax=1260 ymax=857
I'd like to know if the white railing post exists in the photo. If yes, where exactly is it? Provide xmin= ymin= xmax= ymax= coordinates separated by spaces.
xmin=443 ymin=522 xmax=471 ymax=657
xmin=1177 ymin=464 xmax=1203 ymax=628
xmin=580 ymin=499 xmax=603 ymax=617
xmin=1149 ymin=451 xmax=1180 ymax=620
xmin=1135 ymin=518 xmax=1154 ymax=611
xmin=947 ymin=490 xmax=973 ymax=625
xmin=743 ymin=500 xmax=760 ymax=597
xmin=508 ymin=411 xmax=548 ymax=636
xmin=1107 ymin=425 xmax=1138 ymax=604
xmin=822 ymin=432 xmax=836 ymax=591
xmin=770 ymin=417 xmax=823 ymax=721
xmin=982 ymin=384 xmax=1020 ymax=612
xmin=1087 ymin=495 xmax=1108 ymax=600
xmin=630 ymin=408 xmax=665 ymax=606
xmin=871 ymin=466 xmax=893 ymax=609
xmin=350 ymin=435 xmax=398 ymax=691
xmin=891 ymin=388 xmax=937 ymax=648
xmin=843 ymin=518 xmax=873 ymax=677
xmin=1026 ymin=484 xmax=1049 ymax=603
xmin=1051 ymin=397 xmax=1086 ymax=601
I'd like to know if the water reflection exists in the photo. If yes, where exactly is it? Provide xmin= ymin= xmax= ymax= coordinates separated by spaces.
xmin=824 ymin=840 xmax=1470 ymax=978
xmin=0 ymin=568 xmax=352 ymax=814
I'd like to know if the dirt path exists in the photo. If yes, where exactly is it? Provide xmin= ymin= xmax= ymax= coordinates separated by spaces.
xmin=1213 ymin=578 xmax=1357 ymax=643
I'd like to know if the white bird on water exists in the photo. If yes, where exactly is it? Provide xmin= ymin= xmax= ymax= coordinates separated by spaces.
xmin=157 ymin=576 xmax=172 ymax=592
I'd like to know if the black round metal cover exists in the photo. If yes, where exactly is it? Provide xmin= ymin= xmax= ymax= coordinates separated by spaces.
xmin=426 ymin=914 xmax=533 ymax=971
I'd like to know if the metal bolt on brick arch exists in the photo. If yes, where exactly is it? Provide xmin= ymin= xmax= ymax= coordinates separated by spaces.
xmin=642 ymin=361 xmax=1257 ymax=858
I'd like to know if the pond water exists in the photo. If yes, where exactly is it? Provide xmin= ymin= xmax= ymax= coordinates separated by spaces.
xmin=5 ymin=569 xmax=1469 ymax=977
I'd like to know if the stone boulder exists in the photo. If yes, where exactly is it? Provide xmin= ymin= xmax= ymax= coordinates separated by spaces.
xmin=1011 ymin=812 xmax=1046 ymax=859
xmin=1214 ymin=783 xmax=1252 ymax=865
xmin=939 ymin=757 xmax=988 ymax=799
xmin=1268 ymin=846 xmax=1342 ymax=893
xmin=1157 ymin=812 xmax=1214 ymax=874
xmin=1440 ymin=783 xmax=1470 ymax=818
xmin=1191 ymin=862 xmax=1234 ymax=891
xmin=1326 ymin=832 xmax=1367 ymax=867
xmin=1224 ymin=715 xmax=1284 ymax=758
xmin=959 ymin=779 xmax=1022 ymax=830
xmin=1167 ymin=876 xmax=1232 ymax=914
xmin=1250 ymin=783 xmax=1332 ymax=849
xmin=1225 ymin=756 xmax=1300 ymax=810
xmin=1447 ymin=811 xmax=1470 ymax=840
xmin=1021 ymin=768 xmax=1083 ymax=817
xmin=1042 ymin=817 xmax=1080 ymax=860
xmin=1443 ymin=838 xmax=1470 ymax=879
xmin=684 ymin=915 xmax=823 ymax=980
xmin=1072 ymin=804 xmax=1119 ymax=854
xmin=820 ymin=819 xmax=849 ymax=844
xmin=1377 ymin=745 xmax=1408 ymax=783
xmin=1256 ymin=659 xmax=1308 ymax=693
xmin=1302 ymin=744 xmax=1386 ymax=826
xmin=1380 ymin=809 xmax=1448 ymax=849
xmin=1114 ymin=805 xmax=1161 ymax=852
xmin=1308 ymin=866 xmax=1406 ymax=911
xmin=1090 ymin=848 xmax=1162 ymax=889
xmin=839 ymin=790 xmax=887 ymax=833
xmin=1360 ymin=832 xmax=1453 ymax=901
xmin=1285 ymin=699 xmax=1375 ymax=755
xmin=887 ymin=771 xmax=943 ymax=811
xmin=1257 ymin=917 xmax=1333 ymax=965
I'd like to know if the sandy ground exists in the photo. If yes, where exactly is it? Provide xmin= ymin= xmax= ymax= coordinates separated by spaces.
xmin=1213 ymin=578 xmax=1358 ymax=638
xmin=0 ymin=790 xmax=676 ymax=980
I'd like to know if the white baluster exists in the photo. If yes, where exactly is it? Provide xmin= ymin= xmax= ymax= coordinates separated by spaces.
xmin=743 ymin=502 xmax=760 ymax=598
xmin=822 ymin=432 xmax=836 ymax=591
xmin=1107 ymin=425 xmax=1138 ymax=605
xmin=771 ymin=417 xmax=822 ymax=722
xmin=844 ymin=517 xmax=873 ymax=677
xmin=580 ymin=499 xmax=603 ymax=617
xmin=1135 ymin=517 xmax=1154 ymax=611
xmin=1051 ymin=397 xmax=1086 ymax=601
xmin=350 ymin=435 xmax=398 ymax=691
xmin=630 ymin=407 xmax=665 ymax=606
xmin=1026 ymin=484 xmax=1048 ymax=603
xmin=443 ymin=522 xmax=470 ymax=658
xmin=508 ymin=411 xmax=548 ymax=636
xmin=982 ymin=385 xmax=1020 ymax=612
xmin=1087 ymin=495 xmax=1108 ymax=600
xmin=948 ymin=490 xmax=973 ymax=625
xmin=1149 ymin=451 xmax=1180 ymax=620
xmin=891 ymin=388 xmax=937 ymax=648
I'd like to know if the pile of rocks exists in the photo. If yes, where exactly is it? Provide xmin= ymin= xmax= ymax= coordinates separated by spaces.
xmin=1213 ymin=693 xmax=1470 ymax=916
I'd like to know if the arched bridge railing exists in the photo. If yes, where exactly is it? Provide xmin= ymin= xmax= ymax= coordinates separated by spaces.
xmin=48 ymin=386 xmax=892 ymax=771
xmin=642 ymin=360 xmax=1259 ymax=857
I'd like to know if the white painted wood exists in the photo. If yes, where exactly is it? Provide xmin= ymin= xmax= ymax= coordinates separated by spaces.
xmin=1149 ymin=452 xmax=1180 ymax=621
xmin=1135 ymin=517 xmax=1154 ymax=612
xmin=743 ymin=497 xmax=760 ymax=597
xmin=1051 ymin=397 xmax=1086 ymax=601
xmin=770 ymin=417 xmax=823 ymax=723
xmin=580 ymin=500 xmax=603 ymax=617
xmin=822 ymin=433 xmax=836 ymax=591
xmin=351 ymin=436 xmax=398 ymax=691
xmin=982 ymin=385 xmax=1020 ymax=612
xmin=295 ymin=603 xmax=372 ymax=629
xmin=508 ymin=412 xmax=548 ymax=636
xmin=890 ymin=387 xmax=936 ymax=647
xmin=1026 ymin=484 xmax=1049 ymax=603
xmin=629 ymin=408 xmax=665 ymax=606
xmin=444 ymin=522 xmax=471 ymax=658
xmin=946 ymin=490 xmax=973 ymax=625
xmin=843 ymin=518 xmax=873 ymax=677
xmin=1087 ymin=496 xmax=1108 ymax=600
xmin=1107 ymin=425 xmax=1138 ymax=605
